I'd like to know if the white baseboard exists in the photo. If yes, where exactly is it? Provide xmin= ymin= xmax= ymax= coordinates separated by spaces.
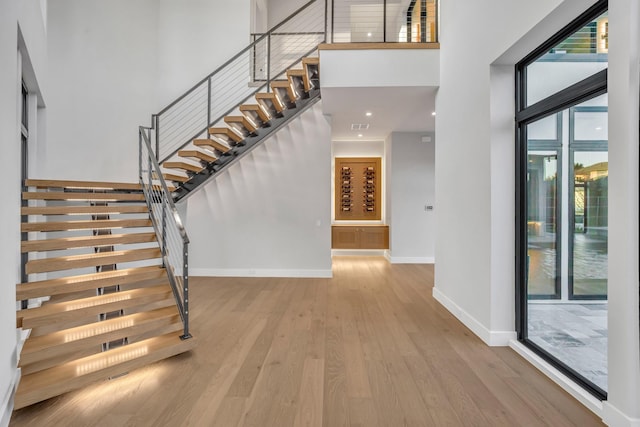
xmin=191 ymin=268 xmax=333 ymax=278
xmin=509 ymin=341 xmax=604 ymax=418
xmin=0 ymin=366 xmax=20 ymax=427
xmin=387 ymin=255 xmax=434 ymax=264
xmin=331 ymin=249 xmax=386 ymax=257
xmin=603 ymin=401 xmax=640 ymax=427
xmin=432 ymin=287 xmax=516 ymax=346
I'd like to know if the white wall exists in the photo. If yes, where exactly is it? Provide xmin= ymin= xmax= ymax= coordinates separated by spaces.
xmin=45 ymin=0 xmax=250 ymax=182
xmin=604 ymin=0 xmax=640 ymax=424
xmin=186 ymin=103 xmax=332 ymax=278
xmin=267 ymin=0 xmax=308 ymax=28
xmin=387 ymin=132 xmax=435 ymax=263
xmin=434 ymin=0 xmax=578 ymax=344
xmin=0 ymin=1 xmax=48 ymax=423
xmin=320 ymin=49 xmax=439 ymax=88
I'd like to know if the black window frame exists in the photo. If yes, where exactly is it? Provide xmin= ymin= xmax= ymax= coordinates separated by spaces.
xmin=515 ymin=0 xmax=608 ymax=401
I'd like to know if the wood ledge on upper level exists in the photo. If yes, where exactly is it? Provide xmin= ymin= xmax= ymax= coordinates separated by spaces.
xmin=318 ymin=42 xmax=440 ymax=50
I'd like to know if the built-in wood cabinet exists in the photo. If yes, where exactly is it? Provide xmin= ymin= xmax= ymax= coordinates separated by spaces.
xmin=332 ymin=225 xmax=389 ymax=249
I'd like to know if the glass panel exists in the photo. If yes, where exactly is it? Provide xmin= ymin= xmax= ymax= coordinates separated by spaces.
xmin=525 ymin=96 xmax=608 ymax=394
xmin=526 ymin=150 xmax=559 ymax=298
xmin=526 ymin=11 xmax=608 ymax=106
xmin=572 ymin=151 xmax=608 ymax=298
xmin=574 ymin=111 xmax=607 ymax=141
xmin=528 ymin=114 xmax=558 ymax=140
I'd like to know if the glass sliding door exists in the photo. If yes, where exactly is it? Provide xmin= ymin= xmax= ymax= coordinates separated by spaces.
xmin=569 ymin=105 xmax=608 ymax=299
xmin=526 ymin=150 xmax=560 ymax=299
xmin=516 ymin=0 xmax=608 ymax=399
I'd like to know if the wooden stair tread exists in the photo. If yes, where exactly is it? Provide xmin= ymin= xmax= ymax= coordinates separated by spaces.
xmin=163 ymin=161 xmax=203 ymax=173
xmin=178 ymin=150 xmax=217 ymax=163
xmin=255 ymin=92 xmax=284 ymax=113
xmin=17 ymin=285 xmax=173 ymax=330
xmin=239 ymin=104 xmax=270 ymax=122
xmin=14 ymin=332 xmax=196 ymax=409
xmin=17 ymin=266 xmax=166 ymax=300
xmin=22 ymin=218 xmax=152 ymax=233
xmin=163 ymin=173 xmax=190 ymax=183
xmin=287 ymin=68 xmax=311 ymax=92
xmin=21 ymin=232 xmax=157 ymax=253
xmin=20 ymin=306 xmax=180 ymax=362
xmin=208 ymin=127 xmax=244 ymax=143
xmin=271 ymin=80 xmax=297 ymax=102
xmin=271 ymin=80 xmax=293 ymax=88
xmin=25 ymin=247 xmax=162 ymax=275
xmin=23 ymin=192 xmax=145 ymax=202
xmin=302 ymin=57 xmax=319 ymax=65
xmin=224 ymin=116 xmax=257 ymax=133
xmin=25 ymin=179 xmax=143 ymax=192
xmin=194 ymin=138 xmax=231 ymax=154
xmin=21 ymin=205 xmax=148 ymax=216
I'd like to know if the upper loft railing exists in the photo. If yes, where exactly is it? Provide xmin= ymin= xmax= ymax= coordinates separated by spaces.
xmin=329 ymin=0 xmax=438 ymax=43
xmin=152 ymin=0 xmax=326 ymax=164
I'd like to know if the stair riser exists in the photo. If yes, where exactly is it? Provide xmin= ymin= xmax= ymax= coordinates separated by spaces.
xmin=14 ymin=336 xmax=196 ymax=409
xmin=25 ymin=249 xmax=162 ymax=275
xmin=20 ymin=311 xmax=182 ymax=366
xmin=16 ymin=268 xmax=166 ymax=300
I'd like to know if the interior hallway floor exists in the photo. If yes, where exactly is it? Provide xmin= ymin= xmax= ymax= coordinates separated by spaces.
xmin=10 ymin=257 xmax=603 ymax=426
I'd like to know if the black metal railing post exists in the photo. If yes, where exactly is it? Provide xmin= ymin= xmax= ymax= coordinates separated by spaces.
xmin=266 ymin=33 xmax=271 ymax=93
xmin=331 ymin=0 xmax=335 ymax=43
xmin=161 ymin=200 xmax=167 ymax=266
xmin=154 ymin=115 xmax=160 ymax=160
xmin=421 ymin=0 xmax=426 ymax=43
xmin=324 ymin=0 xmax=328 ymax=42
xmin=383 ymin=0 xmax=387 ymax=42
xmin=181 ymin=243 xmax=190 ymax=339
xmin=207 ymin=76 xmax=212 ymax=127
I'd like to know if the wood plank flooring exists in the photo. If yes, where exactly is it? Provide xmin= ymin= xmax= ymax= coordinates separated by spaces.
xmin=10 ymin=257 xmax=604 ymax=427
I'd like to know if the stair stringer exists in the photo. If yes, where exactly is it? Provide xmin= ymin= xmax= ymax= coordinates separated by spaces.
xmin=172 ymin=90 xmax=322 ymax=202
xmin=182 ymin=101 xmax=333 ymax=278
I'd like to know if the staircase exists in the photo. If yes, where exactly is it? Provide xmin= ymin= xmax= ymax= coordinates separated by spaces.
xmin=15 ymin=179 xmax=194 ymax=409
xmin=159 ymin=56 xmax=321 ymax=200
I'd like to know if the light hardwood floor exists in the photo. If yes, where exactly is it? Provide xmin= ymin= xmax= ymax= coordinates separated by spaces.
xmin=10 ymin=257 xmax=604 ymax=426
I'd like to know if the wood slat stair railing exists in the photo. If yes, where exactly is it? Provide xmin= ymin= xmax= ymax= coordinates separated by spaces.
xmin=16 ymin=179 xmax=194 ymax=409
xmin=160 ymin=55 xmax=320 ymax=188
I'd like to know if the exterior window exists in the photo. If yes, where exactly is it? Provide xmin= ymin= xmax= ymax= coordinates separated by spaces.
xmin=516 ymin=1 xmax=608 ymax=399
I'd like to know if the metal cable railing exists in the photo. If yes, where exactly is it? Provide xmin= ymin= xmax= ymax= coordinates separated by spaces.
xmin=153 ymin=0 xmax=326 ymax=163
xmin=139 ymin=126 xmax=191 ymax=339
xmin=330 ymin=0 xmax=438 ymax=43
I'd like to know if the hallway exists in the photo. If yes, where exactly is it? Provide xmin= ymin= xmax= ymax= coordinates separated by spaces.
xmin=11 ymin=258 xmax=603 ymax=426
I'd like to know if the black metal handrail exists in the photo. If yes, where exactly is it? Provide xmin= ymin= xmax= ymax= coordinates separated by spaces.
xmin=152 ymin=0 xmax=326 ymax=163
xmin=138 ymin=126 xmax=191 ymax=339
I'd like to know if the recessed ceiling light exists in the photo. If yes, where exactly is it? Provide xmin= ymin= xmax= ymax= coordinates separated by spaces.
xmin=367 ymin=32 xmax=372 ymax=37
xmin=358 ymin=134 xmax=363 ymax=138
xmin=365 ymin=112 xmax=372 ymax=117
xmin=595 ymin=126 xmax=602 ymax=130
xmin=431 ymin=111 xmax=436 ymax=116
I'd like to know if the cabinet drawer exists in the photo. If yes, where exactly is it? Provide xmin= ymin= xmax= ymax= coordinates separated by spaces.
xmin=331 ymin=225 xmax=389 ymax=249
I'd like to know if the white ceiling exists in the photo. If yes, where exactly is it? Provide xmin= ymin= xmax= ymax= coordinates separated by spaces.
xmin=321 ymin=86 xmax=437 ymax=141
